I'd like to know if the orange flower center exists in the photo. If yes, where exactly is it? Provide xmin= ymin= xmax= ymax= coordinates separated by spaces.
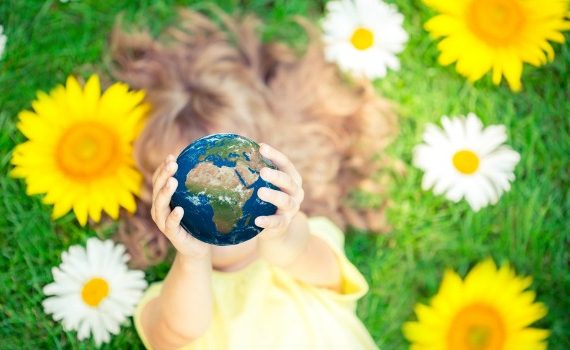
xmin=452 ymin=150 xmax=480 ymax=174
xmin=56 ymin=122 xmax=120 ymax=181
xmin=467 ymin=0 xmax=526 ymax=46
xmin=351 ymin=27 xmax=375 ymax=50
xmin=448 ymin=303 xmax=505 ymax=350
xmin=81 ymin=277 xmax=110 ymax=307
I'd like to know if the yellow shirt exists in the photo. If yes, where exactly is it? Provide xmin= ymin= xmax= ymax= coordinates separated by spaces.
xmin=134 ymin=217 xmax=378 ymax=350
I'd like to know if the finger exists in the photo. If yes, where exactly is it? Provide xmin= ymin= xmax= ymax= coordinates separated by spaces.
xmin=154 ymin=177 xmax=178 ymax=230
xmin=164 ymin=206 xmax=184 ymax=239
xmin=152 ymin=160 xmax=178 ymax=202
xmin=151 ymin=154 xmax=175 ymax=184
xmin=259 ymin=167 xmax=297 ymax=195
xmin=258 ymin=187 xmax=297 ymax=212
xmin=259 ymin=144 xmax=302 ymax=185
xmin=151 ymin=162 xmax=165 ymax=186
xmin=152 ymin=159 xmax=168 ymax=198
xmin=153 ymin=157 xmax=177 ymax=192
xmin=255 ymin=214 xmax=287 ymax=229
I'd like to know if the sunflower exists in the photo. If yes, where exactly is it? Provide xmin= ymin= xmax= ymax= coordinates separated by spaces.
xmin=11 ymin=75 xmax=149 ymax=225
xmin=413 ymin=113 xmax=520 ymax=211
xmin=403 ymin=259 xmax=549 ymax=350
xmin=43 ymin=238 xmax=147 ymax=346
xmin=423 ymin=0 xmax=570 ymax=91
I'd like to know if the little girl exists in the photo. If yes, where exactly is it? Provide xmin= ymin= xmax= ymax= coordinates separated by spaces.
xmin=142 ymin=144 xmax=374 ymax=349
xmin=111 ymin=9 xmax=396 ymax=350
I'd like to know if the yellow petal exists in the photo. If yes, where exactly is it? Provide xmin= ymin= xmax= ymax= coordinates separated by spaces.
xmin=83 ymin=74 xmax=101 ymax=116
xmin=425 ymin=15 xmax=463 ymax=38
xmin=65 ymin=76 xmax=86 ymax=119
xmin=503 ymin=60 xmax=523 ymax=92
xmin=51 ymin=194 xmax=74 ymax=220
xmin=118 ymin=190 xmax=137 ymax=213
xmin=87 ymin=189 xmax=103 ymax=223
xmin=17 ymin=111 xmax=48 ymax=141
xmin=505 ymin=328 xmax=549 ymax=349
xmin=73 ymin=197 xmax=89 ymax=226
xmin=32 ymin=90 xmax=69 ymax=128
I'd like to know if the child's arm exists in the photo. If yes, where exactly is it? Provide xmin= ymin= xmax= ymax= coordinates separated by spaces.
xmin=256 ymin=144 xmax=342 ymax=292
xmin=142 ymin=156 xmax=213 ymax=350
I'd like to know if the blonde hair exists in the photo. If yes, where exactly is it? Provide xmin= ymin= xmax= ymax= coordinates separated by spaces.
xmin=110 ymin=9 xmax=397 ymax=268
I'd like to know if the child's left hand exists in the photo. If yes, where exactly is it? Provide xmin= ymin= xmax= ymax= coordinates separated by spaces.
xmin=255 ymin=144 xmax=305 ymax=242
xmin=255 ymin=144 xmax=340 ymax=286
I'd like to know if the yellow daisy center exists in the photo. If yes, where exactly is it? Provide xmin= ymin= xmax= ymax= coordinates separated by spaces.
xmin=467 ymin=0 xmax=526 ymax=46
xmin=448 ymin=303 xmax=505 ymax=350
xmin=351 ymin=27 xmax=375 ymax=50
xmin=56 ymin=121 xmax=120 ymax=181
xmin=81 ymin=277 xmax=110 ymax=307
xmin=452 ymin=150 xmax=480 ymax=174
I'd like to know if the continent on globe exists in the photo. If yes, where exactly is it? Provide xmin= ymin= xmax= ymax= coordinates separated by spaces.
xmin=185 ymin=162 xmax=254 ymax=234
xmin=170 ymin=133 xmax=278 ymax=246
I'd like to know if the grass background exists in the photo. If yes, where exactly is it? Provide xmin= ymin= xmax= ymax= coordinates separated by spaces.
xmin=0 ymin=0 xmax=568 ymax=349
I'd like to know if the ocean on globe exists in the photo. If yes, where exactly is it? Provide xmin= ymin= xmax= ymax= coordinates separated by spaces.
xmin=170 ymin=133 xmax=278 ymax=245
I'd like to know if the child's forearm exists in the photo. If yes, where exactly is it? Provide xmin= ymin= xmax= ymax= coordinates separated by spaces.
xmin=259 ymin=212 xmax=342 ymax=291
xmin=142 ymin=253 xmax=213 ymax=350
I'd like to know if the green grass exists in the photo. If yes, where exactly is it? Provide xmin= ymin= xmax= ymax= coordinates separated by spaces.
xmin=1 ymin=0 xmax=568 ymax=349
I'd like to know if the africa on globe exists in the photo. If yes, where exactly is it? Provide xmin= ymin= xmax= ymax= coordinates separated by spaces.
xmin=170 ymin=133 xmax=278 ymax=245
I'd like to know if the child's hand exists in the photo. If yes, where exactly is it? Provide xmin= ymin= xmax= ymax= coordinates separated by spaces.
xmin=255 ymin=144 xmax=305 ymax=242
xmin=151 ymin=155 xmax=211 ymax=261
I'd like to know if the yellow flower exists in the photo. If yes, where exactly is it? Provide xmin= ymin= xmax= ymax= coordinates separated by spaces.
xmin=11 ymin=75 xmax=149 ymax=225
xmin=423 ymin=0 xmax=570 ymax=91
xmin=403 ymin=259 xmax=549 ymax=350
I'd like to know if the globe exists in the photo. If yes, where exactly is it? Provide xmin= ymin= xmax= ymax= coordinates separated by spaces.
xmin=170 ymin=133 xmax=278 ymax=245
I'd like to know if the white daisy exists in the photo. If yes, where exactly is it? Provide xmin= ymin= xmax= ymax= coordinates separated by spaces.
xmin=413 ymin=113 xmax=521 ymax=211
xmin=0 ymin=25 xmax=7 ymax=59
xmin=43 ymin=238 xmax=147 ymax=346
xmin=321 ymin=0 xmax=408 ymax=79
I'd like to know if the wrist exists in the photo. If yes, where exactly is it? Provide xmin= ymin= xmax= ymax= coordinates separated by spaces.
xmin=175 ymin=251 xmax=212 ymax=272
xmin=259 ymin=212 xmax=310 ymax=267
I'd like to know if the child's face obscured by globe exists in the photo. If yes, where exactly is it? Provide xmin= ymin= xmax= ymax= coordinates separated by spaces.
xmin=171 ymin=132 xmax=272 ymax=272
xmin=210 ymin=238 xmax=259 ymax=271
xmin=170 ymin=133 xmax=278 ymax=246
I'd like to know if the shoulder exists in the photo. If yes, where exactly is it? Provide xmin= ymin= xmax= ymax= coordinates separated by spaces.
xmin=306 ymin=216 xmax=370 ymax=304
xmin=307 ymin=216 xmax=345 ymax=251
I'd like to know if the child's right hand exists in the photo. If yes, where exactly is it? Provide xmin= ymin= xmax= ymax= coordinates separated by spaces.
xmin=151 ymin=155 xmax=211 ymax=261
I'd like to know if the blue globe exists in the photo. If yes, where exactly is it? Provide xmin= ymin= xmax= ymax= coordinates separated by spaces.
xmin=170 ymin=133 xmax=278 ymax=245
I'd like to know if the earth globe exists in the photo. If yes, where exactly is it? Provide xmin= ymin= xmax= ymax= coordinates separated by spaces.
xmin=170 ymin=133 xmax=278 ymax=245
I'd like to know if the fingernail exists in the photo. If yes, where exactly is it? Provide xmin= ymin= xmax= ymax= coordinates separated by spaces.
xmin=174 ymin=207 xmax=183 ymax=216
xmin=255 ymin=217 xmax=266 ymax=226
xmin=260 ymin=168 xmax=269 ymax=179
xmin=168 ymin=177 xmax=176 ymax=188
